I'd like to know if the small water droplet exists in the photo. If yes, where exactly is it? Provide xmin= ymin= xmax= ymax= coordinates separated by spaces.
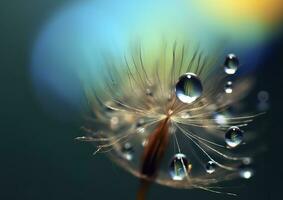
xmin=257 ymin=91 xmax=269 ymax=102
xmin=206 ymin=161 xmax=216 ymax=174
xmin=213 ymin=112 xmax=230 ymax=125
xmin=137 ymin=127 xmax=145 ymax=134
xmin=146 ymin=88 xmax=153 ymax=96
xmin=175 ymin=73 xmax=203 ymax=104
xmin=242 ymin=157 xmax=253 ymax=165
xmin=121 ymin=142 xmax=134 ymax=160
xmin=224 ymin=54 xmax=239 ymax=75
xmin=224 ymin=81 xmax=233 ymax=94
xmin=110 ymin=116 xmax=119 ymax=130
xmin=225 ymin=126 xmax=244 ymax=148
xmin=169 ymin=153 xmax=190 ymax=180
xmin=136 ymin=118 xmax=145 ymax=127
xmin=239 ymin=165 xmax=254 ymax=179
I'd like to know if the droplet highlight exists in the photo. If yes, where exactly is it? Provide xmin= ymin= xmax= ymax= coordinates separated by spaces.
xmin=175 ymin=73 xmax=203 ymax=104
xmin=224 ymin=54 xmax=239 ymax=75
xmin=225 ymin=126 xmax=244 ymax=148
xmin=169 ymin=153 xmax=190 ymax=180
xmin=239 ymin=165 xmax=254 ymax=179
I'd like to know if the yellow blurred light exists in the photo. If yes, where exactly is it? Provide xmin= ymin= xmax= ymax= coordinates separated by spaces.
xmin=195 ymin=0 xmax=283 ymax=25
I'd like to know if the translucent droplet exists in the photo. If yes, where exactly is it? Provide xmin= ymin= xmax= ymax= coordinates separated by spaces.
xmin=136 ymin=118 xmax=145 ymax=127
xmin=206 ymin=161 xmax=216 ymax=174
xmin=239 ymin=165 xmax=254 ymax=179
xmin=169 ymin=153 xmax=190 ymax=180
xmin=224 ymin=54 xmax=239 ymax=75
xmin=225 ymin=126 xmax=244 ymax=148
xmin=213 ymin=111 xmax=231 ymax=125
xmin=121 ymin=142 xmax=134 ymax=160
xmin=146 ymin=88 xmax=153 ymax=96
xmin=224 ymin=81 xmax=233 ymax=94
xmin=175 ymin=73 xmax=203 ymax=104
xmin=257 ymin=91 xmax=269 ymax=102
xmin=242 ymin=157 xmax=253 ymax=165
xmin=110 ymin=116 xmax=119 ymax=130
xmin=137 ymin=127 xmax=145 ymax=134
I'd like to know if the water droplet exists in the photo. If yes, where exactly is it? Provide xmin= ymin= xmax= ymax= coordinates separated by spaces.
xmin=206 ymin=161 xmax=216 ymax=174
xmin=137 ymin=127 xmax=145 ymax=134
xmin=169 ymin=153 xmax=190 ymax=180
xmin=242 ymin=157 xmax=253 ymax=165
xmin=224 ymin=54 xmax=239 ymax=75
xmin=239 ymin=165 xmax=254 ymax=179
xmin=110 ymin=116 xmax=119 ymax=130
xmin=257 ymin=91 xmax=269 ymax=102
xmin=136 ymin=118 xmax=145 ymax=127
xmin=175 ymin=73 xmax=203 ymax=104
xmin=121 ymin=142 xmax=134 ymax=160
xmin=224 ymin=81 xmax=233 ymax=94
xmin=146 ymin=88 xmax=153 ymax=96
xmin=213 ymin=112 xmax=230 ymax=125
xmin=225 ymin=126 xmax=244 ymax=148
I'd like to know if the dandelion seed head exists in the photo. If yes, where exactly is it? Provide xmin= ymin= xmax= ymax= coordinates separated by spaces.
xmin=78 ymin=42 xmax=260 ymax=193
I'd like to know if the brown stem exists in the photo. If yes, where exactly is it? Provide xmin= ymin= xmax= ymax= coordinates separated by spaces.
xmin=137 ymin=117 xmax=170 ymax=199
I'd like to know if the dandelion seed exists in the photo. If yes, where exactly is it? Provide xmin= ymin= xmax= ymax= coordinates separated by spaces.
xmin=77 ymin=42 xmax=261 ymax=199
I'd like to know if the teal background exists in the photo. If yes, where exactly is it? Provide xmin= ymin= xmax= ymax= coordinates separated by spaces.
xmin=1 ymin=0 xmax=283 ymax=199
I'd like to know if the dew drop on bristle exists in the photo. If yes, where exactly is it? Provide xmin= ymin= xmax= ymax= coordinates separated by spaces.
xmin=225 ymin=126 xmax=244 ymax=148
xmin=121 ymin=142 xmax=134 ymax=161
xmin=239 ymin=165 xmax=254 ymax=179
xmin=224 ymin=54 xmax=239 ymax=75
xmin=224 ymin=81 xmax=233 ymax=94
xmin=206 ymin=161 xmax=216 ymax=174
xmin=175 ymin=73 xmax=203 ymax=104
xmin=169 ymin=153 xmax=190 ymax=180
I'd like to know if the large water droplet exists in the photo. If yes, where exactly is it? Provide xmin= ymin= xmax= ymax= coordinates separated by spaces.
xmin=121 ymin=142 xmax=134 ymax=160
xmin=225 ymin=126 xmax=244 ymax=148
xmin=239 ymin=165 xmax=254 ymax=179
xmin=224 ymin=54 xmax=239 ymax=75
xmin=175 ymin=73 xmax=203 ymax=104
xmin=206 ymin=161 xmax=216 ymax=174
xmin=169 ymin=153 xmax=190 ymax=180
xmin=224 ymin=81 xmax=233 ymax=94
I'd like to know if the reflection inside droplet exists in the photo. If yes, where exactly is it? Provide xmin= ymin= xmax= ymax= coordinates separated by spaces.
xmin=225 ymin=126 xmax=244 ymax=148
xmin=169 ymin=153 xmax=190 ymax=180
xmin=175 ymin=73 xmax=203 ymax=104
xmin=206 ymin=161 xmax=216 ymax=174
